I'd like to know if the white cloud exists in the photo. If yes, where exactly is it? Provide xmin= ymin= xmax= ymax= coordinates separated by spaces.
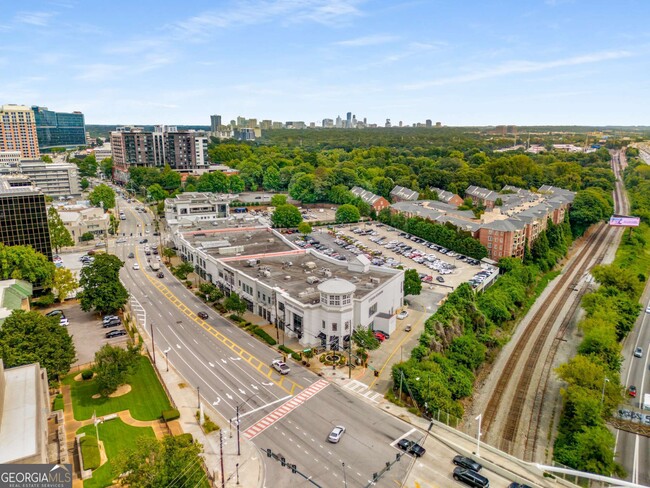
xmin=171 ymin=0 xmax=364 ymax=40
xmin=404 ymin=50 xmax=633 ymax=90
xmin=75 ymin=64 xmax=126 ymax=82
xmin=14 ymin=11 xmax=56 ymax=26
xmin=336 ymin=34 xmax=398 ymax=47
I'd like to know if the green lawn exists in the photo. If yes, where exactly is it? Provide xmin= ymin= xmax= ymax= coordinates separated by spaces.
xmin=63 ymin=356 xmax=171 ymax=421
xmin=78 ymin=418 xmax=155 ymax=488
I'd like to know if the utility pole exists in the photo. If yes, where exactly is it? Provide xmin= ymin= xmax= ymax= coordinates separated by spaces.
xmin=150 ymin=322 xmax=156 ymax=365
xmin=236 ymin=405 xmax=241 ymax=456
xmin=220 ymin=431 xmax=225 ymax=488
xmin=348 ymin=337 xmax=352 ymax=379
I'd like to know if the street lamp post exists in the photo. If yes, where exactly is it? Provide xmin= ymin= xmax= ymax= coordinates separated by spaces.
xmin=163 ymin=347 xmax=170 ymax=372
xmin=342 ymin=462 xmax=348 ymax=488
xmin=601 ymin=377 xmax=609 ymax=404
xmin=197 ymin=386 xmax=201 ymax=409
xmin=475 ymin=414 xmax=482 ymax=457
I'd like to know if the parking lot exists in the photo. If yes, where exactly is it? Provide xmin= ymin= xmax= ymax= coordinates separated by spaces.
xmin=295 ymin=222 xmax=498 ymax=293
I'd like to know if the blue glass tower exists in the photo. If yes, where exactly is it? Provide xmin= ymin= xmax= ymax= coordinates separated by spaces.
xmin=31 ymin=106 xmax=86 ymax=149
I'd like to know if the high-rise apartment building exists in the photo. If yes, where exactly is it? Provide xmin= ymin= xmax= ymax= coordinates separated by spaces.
xmin=0 ymin=105 xmax=40 ymax=159
xmin=31 ymin=106 xmax=86 ymax=149
xmin=426 ymin=119 xmax=432 ymax=128
xmin=0 ymin=160 xmax=81 ymax=197
xmin=110 ymin=127 xmax=164 ymax=183
xmin=346 ymin=112 xmax=352 ymax=128
xmin=164 ymin=132 xmax=209 ymax=171
xmin=210 ymin=115 xmax=222 ymax=132
xmin=0 ymin=176 xmax=52 ymax=261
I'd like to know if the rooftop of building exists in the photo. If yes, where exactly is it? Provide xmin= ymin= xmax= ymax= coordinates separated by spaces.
xmin=224 ymin=251 xmax=397 ymax=304
xmin=181 ymin=225 xmax=292 ymax=257
xmin=0 ymin=361 xmax=41 ymax=464
xmin=390 ymin=185 xmax=419 ymax=201
xmin=165 ymin=192 xmax=234 ymax=205
xmin=0 ymin=279 xmax=32 ymax=323
xmin=1 ymin=104 xmax=31 ymax=112
xmin=430 ymin=187 xmax=460 ymax=202
xmin=350 ymin=186 xmax=384 ymax=205
xmin=0 ymin=176 xmax=41 ymax=196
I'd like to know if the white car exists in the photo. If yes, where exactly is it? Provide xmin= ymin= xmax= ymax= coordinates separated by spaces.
xmin=133 ymin=263 xmax=140 ymax=270
xmin=271 ymin=359 xmax=290 ymax=375
xmin=397 ymin=311 xmax=409 ymax=320
xmin=328 ymin=425 xmax=346 ymax=443
xmin=646 ymin=306 xmax=650 ymax=314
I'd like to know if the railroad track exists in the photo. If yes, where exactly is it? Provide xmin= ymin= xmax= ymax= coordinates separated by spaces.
xmin=481 ymin=150 xmax=627 ymax=457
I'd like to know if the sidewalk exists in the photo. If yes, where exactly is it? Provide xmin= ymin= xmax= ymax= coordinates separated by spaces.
xmin=153 ymin=358 xmax=265 ymax=488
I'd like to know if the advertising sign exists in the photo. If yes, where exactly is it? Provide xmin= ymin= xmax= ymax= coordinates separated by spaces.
xmin=609 ymin=216 xmax=640 ymax=227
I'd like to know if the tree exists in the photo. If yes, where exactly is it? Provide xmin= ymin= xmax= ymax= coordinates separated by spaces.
xmin=0 ymin=310 xmax=75 ymax=381
xmin=271 ymin=204 xmax=303 ymax=228
xmin=263 ymin=167 xmax=281 ymax=191
xmin=114 ymin=435 xmax=205 ymax=488
xmin=80 ymin=232 xmax=94 ymax=242
xmin=228 ymin=175 xmax=245 ymax=193
xmin=289 ymin=174 xmax=319 ymax=203
xmin=162 ymin=247 xmax=177 ymax=264
xmin=270 ymin=194 xmax=288 ymax=207
xmin=224 ymin=292 xmax=247 ymax=314
xmin=89 ymin=183 xmax=116 ymax=210
xmin=48 ymin=206 xmax=74 ymax=253
xmin=147 ymin=183 xmax=167 ymax=202
xmin=352 ymin=326 xmax=380 ymax=350
xmin=173 ymin=261 xmax=195 ymax=280
xmin=93 ymin=343 xmax=140 ymax=397
xmin=0 ymin=243 xmax=55 ymax=289
xmin=298 ymin=222 xmax=312 ymax=236
xmin=198 ymin=282 xmax=223 ymax=302
xmin=79 ymin=254 xmax=129 ymax=314
xmin=75 ymin=155 xmax=98 ymax=177
xmin=335 ymin=204 xmax=361 ymax=224
xmin=41 ymin=154 xmax=53 ymax=163
xmin=403 ymin=268 xmax=422 ymax=296
xmin=52 ymin=268 xmax=79 ymax=302
xmin=108 ymin=214 xmax=119 ymax=235
xmin=80 ymin=177 xmax=90 ymax=190
xmin=100 ymin=157 xmax=113 ymax=179
xmin=569 ymin=188 xmax=612 ymax=237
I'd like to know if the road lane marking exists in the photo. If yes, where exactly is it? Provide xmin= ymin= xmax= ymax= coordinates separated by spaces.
xmin=243 ymin=380 xmax=329 ymax=440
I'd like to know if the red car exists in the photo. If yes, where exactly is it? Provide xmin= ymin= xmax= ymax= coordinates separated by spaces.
xmin=629 ymin=385 xmax=637 ymax=397
xmin=374 ymin=332 xmax=386 ymax=342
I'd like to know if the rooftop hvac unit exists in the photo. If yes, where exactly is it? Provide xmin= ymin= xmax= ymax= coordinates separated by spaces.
xmin=365 ymin=282 xmax=376 ymax=289
xmin=245 ymin=259 xmax=258 ymax=267
xmin=370 ymin=277 xmax=380 ymax=284
xmin=304 ymin=261 xmax=317 ymax=270
xmin=284 ymin=275 xmax=291 ymax=281
xmin=324 ymin=270 xmax=332 ymax=278
xmin=305 ymin=287 xmax=315 ymax=294
xmin=306 ymin=276 xmax=320 ymax=285
xmin=298 ymin=291 xmax=308 ymax=298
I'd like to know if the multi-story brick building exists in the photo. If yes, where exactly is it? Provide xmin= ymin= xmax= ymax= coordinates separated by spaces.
xmin=0 ymin=105 xmax=40 ymax=159
xmin=350 ymin=186 xmax=390 ymax=212
xmin=390 ymin=185 xmax=419 ymax=203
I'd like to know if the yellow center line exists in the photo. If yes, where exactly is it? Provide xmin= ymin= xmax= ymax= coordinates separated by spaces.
xmin=368 ymin=324 xmax=414 ymax=390
xmin=128 ymin=208 xmax=302 ymax=396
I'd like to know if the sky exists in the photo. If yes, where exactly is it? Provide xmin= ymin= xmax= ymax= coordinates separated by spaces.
xmin=1 ymin=0 xmax=649 ymax=126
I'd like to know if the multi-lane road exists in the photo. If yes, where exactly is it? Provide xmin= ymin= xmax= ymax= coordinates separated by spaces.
xmin=114 ymin=199 xmax=416 ymax=487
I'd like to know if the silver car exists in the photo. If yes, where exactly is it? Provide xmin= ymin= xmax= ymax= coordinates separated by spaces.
xmin=328 ymin=426 xmax=346 ymax=443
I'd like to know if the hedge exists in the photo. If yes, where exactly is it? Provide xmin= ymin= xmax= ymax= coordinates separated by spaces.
xmin=278 ymin=345 xmax=295 ymax=355
xmin=81 ymin=370 xmax=94 ymax=380
xmin=162 ymin=408 xmax=180 ymax=421
xmin=252 ymin=327 xmax=277 ymax=345
xmin=52 ymin=393 xmax=64 ymax=411
xmin=80 ymin=435 xmax=100 ymax=470
xmin=229 ymin=314 xmax=244 ymax=322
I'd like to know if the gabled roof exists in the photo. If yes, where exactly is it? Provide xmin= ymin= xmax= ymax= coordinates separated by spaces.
xmin=465 ymin=185 xmax=500 ymax=202
xmin=430 ymin=187 xmax=461 ymax=204
xmin=390 ymin=185 xmax=419 ymax=201
xmin=350 ymin=186 xmax=383 ymax=205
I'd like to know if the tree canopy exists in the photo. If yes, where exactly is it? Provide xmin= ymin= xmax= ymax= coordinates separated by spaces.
xmin=0 ymin=243 xmax=55 ymax=289
xmin=0 ymin=310 xmax=76 ymax=381
xmin=335 ymin=204 xmax=361 ymax=223
xmin=89 ymin=183 xmax=116 ymax=210
xmin=79 ymin=254 xmax=128 ymax=314
xmin=403 ymin=269 xmax=422 ymax=296
xmin=48 ymin=206 xmax=74 ymax=252
xmin=271 ymin=204 xmax=302 ymax=228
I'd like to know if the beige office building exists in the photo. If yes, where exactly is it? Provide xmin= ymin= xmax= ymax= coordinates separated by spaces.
xmin=0 ymin=105 xmax=40 ymax=159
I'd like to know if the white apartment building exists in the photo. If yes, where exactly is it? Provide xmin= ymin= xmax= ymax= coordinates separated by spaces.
xmin=0 ymin=160 xmax=81 ymax=197
xmin=93 ymin=143 xmax=112 ymax=162
xmin=0 ymin=151 xmax=21 ymax=166
xmin=172 ymin=225 xmax=404 ymax=349
xmin=164 ymin=192 xmax=232 ymax=225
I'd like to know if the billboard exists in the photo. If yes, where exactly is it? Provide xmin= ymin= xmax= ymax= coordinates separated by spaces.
xmin=609 ymin=216 xmax=640 ymax=227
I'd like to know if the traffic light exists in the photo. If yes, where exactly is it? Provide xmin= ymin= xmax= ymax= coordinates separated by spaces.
xmin=266 ymin=448 xmax=272 ymax=458
xmin=291 ymin=464 xmax=297 ymax=474
xmin=280 ymin=456 xmax=286 ymax=467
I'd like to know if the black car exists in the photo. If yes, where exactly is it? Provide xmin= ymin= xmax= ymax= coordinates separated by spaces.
xmin=153 ymin=232 xmax=160 ymax=236
xmin=453 ymin=467 xmax=489 ymax=487
xmin=374 ymin=330 xmax=390 ymax=339
xmin=453 ymin=455 xmax=482 ymax=472
xmin=128 ymin=252 xmax=135 ymax=258
xmin=157 ymin=272 xmax=164 ymax=278
xmin=46 ymin=310 xmax=65 ymax=318
xmin=197 ymin=311 xmax=209 ymax=320
xmin=397 ymin=439 xmax=426 ymax=457
xmin=152 ymin=248 xmax=159 ymax=255
xmin=105 ymin=329 xmax=127 ymax=339
xmin=507 ymin=483 xmax=533 ymax=488
xmin=139 ymin=239 xmax=148 ymax=244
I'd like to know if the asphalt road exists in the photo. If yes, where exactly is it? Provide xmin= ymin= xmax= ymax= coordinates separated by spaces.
xmin=114 ymin=198 xmax=415 ymax=487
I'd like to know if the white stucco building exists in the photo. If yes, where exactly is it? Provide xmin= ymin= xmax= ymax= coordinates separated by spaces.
xmin=172 ymin=224 xmax=404 ymax=349
xmin=164 ymin=192 xmax=232 ymax=226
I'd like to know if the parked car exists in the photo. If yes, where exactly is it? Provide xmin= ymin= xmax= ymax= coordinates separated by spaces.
xmin=397 ymin=311 xmax=409 ymax=320
xmin=453 ymin=467 xmax=490 ymax=487
xmin=374 ymin=332 xmax=386 ymax=342
xmin=271 ymin=359 xmax=290 ymax=375
xmin=46 ymin=309 xmax=65 ymax=318
xmin=453 ymin=455 xmax=482 ymax=472
xmin=105 ymin=329 xmax=127 ymax=339
xmin=102 ymin=317 xmax=121 ymax=328
xmin=397 ymin=439 xmax=426 ymax=457
xmin=327 ymin=426 xmax=346 ymax=443
xmin=507 ymin=483 xmax=532 ymax=488
xmin=374 ymin=330 xmax=390 ymax=339
xmin=197 ymin=311 xmax=209 ymax=320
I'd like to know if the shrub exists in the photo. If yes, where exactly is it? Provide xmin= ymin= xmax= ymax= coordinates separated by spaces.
xmin=32 ymin=293 xmax=55 ymax=308
xmin=229 ymin=314 xmax=244 ymax=322
xmin=291 ymin=352 xmax=302 ymax=361
xmin=176 ymin=433 xmax=194 ymax=445
xmin=203 ymin=417 xmax=219 ymax=433
xmin=80 ymin=232 xmax=95 ymax=242
xmin=252 ymin=327 xmax=277 ymax=345
xmin=80 ymin=435 xmax=100 ymax=470
xmin=278 ymin=345 xmax=295 ymax=355
xmin=53 ymin=393 xmax=64 ymax=411
xmin=81 ymin=370 xmax=94 ymax=380
xmin=162 ymin=408 xmax=180 ymax=421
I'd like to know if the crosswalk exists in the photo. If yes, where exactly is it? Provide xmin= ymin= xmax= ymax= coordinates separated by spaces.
xmin=243 ymin=379 xmax=329 ymax=440
xmin=344 ymin=380 xmax=383 ymax=403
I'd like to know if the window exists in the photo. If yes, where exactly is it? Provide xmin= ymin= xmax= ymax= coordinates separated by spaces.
xmin=345 ymin=321 xmax=350 ymax=330
xmin=329 ymin=295 xmax=341 ymax=306
xmin=332 ymin=323 xmax=338 ymax=331
xmin=369 ymin=303 xmax=377 ymax=317
xmin=322 ymin=320 xmax=326 ymax=329
xmin=342 ymin=294 xmax=351 ymax=305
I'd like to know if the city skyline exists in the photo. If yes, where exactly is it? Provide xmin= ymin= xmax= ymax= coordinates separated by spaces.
xmin=1 ymin=0 xmax=648 ymax=126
